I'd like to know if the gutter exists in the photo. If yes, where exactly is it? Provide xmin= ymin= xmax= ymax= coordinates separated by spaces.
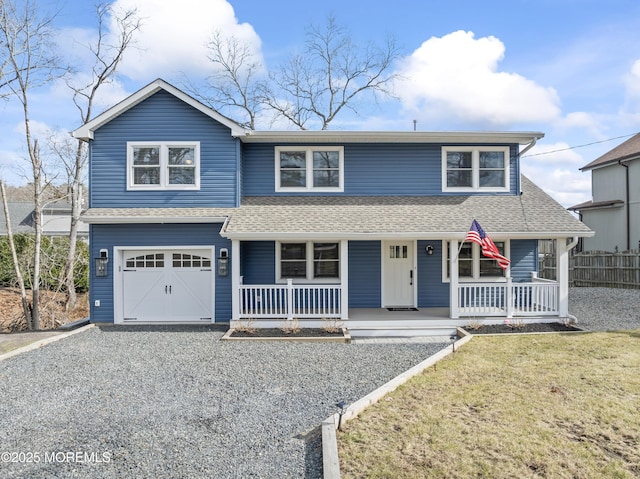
xmin=618 ymin=159 xmax=630 ymax=251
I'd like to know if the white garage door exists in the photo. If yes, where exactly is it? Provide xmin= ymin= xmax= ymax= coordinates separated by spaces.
xmin=121 ymin=248 xmax=214 ymax=322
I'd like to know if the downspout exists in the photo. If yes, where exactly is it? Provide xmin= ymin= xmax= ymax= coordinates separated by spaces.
xmin=618 ymin=160 xmax=630 ymax=251
xmin=519 ymin=137 xmax=538 ymax=157
xmin=518 ymin=137 xmax=538 ymax=193
xmin=564 ymin=236 xmax=580 ymax=323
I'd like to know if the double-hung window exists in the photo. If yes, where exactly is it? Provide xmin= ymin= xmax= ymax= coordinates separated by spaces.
xmin=278 ymin=242 xmax=340 ymax=282
xmin=127 ymin=142 xmax=200 ymax=190
xmin=442 ymin=146 xmax=510 ymax=192
xmin=443 ymin=240 xmax=509 ymax=281
xmin=275 ymin=147 xmax=344 ymax=192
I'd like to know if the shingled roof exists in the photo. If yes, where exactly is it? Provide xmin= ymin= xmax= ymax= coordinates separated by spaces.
xmin=82 ymin=176 xmax=592 ymax=240
xmin=580 ymin=133 xmax=640 ymax=171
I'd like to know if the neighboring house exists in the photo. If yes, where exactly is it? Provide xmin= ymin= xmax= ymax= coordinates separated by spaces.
xmin=569 ymin=133 xmax=640 ymax=253
xmin=0 ymin=201 xmax=89 ymax=239
xmin=72 ymin=79 xmax=592 ymax=333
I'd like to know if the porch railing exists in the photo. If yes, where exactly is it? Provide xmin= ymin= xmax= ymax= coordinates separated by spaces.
xmin=458 ymin=281 xmax=559 ymax=317
xmin=239 ymin=279 xmax=342 ymax=320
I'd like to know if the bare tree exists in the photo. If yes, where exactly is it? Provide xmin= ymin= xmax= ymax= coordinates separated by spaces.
xmin=0 ymin=0 xmax=66 ymax=330
xmin=264 ymin=15 xmax=402 ymax=130
xmin=185 ymin=30 xmax=264 ymax=129
xmin=0 ymin=179 xmax=31 ymax=327
xmin=55 ymin=2 xmax=140 ymax=311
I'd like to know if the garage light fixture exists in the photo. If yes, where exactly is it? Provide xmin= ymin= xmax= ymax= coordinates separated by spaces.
xmin=95 ymin=249 xmax=108 ymax=277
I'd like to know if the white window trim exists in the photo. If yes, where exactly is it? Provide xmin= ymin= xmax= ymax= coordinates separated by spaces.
xmin=275 ymin=241 xmax=341 ymax=284
xmin=275 ymin=146 xmax=344 ymax=192
xmin=127 ymin=141 xmax=200 ymax=191
xmin=442 ymin=240 xmax=510 ymax=282
xmin=442 ymin=146 xmax=510 ymax=192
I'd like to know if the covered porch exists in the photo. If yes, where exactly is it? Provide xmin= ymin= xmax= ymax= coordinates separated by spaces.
xmin=230 ymin=273 xmax=567 ymax=336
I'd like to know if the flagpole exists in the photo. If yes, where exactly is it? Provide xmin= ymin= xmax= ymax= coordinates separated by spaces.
xmin=454 ymin=237 xmax=465 ymax=261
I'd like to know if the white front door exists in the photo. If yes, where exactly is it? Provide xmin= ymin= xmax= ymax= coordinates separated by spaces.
xmin=121 ymin=248 xmax=214 ymax=322
xmin=383 ymin=241 xmax=415 ymax=307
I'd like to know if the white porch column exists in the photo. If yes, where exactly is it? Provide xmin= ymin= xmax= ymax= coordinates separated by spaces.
xmin=450 ymin=239 xmax=459 ymax=319
xmin=340 ymin=239 xmax=349 ymax=320
xmin=557 ymin=237 xmax=576 ymax=318
xmin=231 ymin=239 xmax=240 ymax=321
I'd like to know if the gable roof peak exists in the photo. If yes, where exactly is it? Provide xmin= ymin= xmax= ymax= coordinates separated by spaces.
xmin=72 ymin=78 xmax=247 ymax=141
xmin=580 ymin=132 xmax=640 ymax=171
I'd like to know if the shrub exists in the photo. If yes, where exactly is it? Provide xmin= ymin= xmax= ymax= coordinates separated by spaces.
xmin=0 ymin=234 xmax=88 ymax=292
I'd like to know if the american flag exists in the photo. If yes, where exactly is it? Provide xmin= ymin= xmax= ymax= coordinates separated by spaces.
xmin=464 ymin=219 xmax=510 ymax=270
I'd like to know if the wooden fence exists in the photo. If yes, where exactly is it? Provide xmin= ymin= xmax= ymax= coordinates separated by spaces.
xmin=539 ymin=250 xmax=640 ymax=289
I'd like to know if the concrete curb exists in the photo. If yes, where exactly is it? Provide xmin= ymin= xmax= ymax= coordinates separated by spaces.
xmin=321 ymin=331 xmax=473 ymax=478
xmin=0 ymin=324 xmax=95 ymax=362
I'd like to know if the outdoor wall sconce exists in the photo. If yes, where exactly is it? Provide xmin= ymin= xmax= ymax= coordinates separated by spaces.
xmin=218 ymin=248 xmax=229 ymax=277
xmin=95 ymin=249 xmax=108 ymax=277
xmin=425 ymin=244 xmax=434 ymax=256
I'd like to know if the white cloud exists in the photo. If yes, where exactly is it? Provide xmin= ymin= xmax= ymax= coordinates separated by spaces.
xmin=110 ymin=0 xmax=263 ymax=82
xmin=522 ymin=145 xmax=591 ymax=207
xmin=395 ymin=31 xmax=561 ymax=127
xmin=624 ymin=59 xmax=640 ymax=99
xmin=555 ymin=112 xmax=605 ymax=138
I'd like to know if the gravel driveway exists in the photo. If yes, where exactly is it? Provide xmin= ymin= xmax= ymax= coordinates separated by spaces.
xmin=1 ymin=287 xmax=638 ymax=478
xmin=0 ymin=324 xmax=447 ymax=478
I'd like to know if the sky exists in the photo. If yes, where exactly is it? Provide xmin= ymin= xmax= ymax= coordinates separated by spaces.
xmin=1 ymin=0 xmax=640 ymax=209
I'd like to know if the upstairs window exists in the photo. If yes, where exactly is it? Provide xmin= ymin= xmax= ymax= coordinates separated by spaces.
xmin=442 ymin=146 xmax=509 ymax=192
xmin=275 ymin=147 xmax=344 ymax=192
xmin=127 ymin=142 xmax=200 ymax=190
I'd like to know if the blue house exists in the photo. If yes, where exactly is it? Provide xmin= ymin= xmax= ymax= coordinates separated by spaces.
xmin=73 ymin=79 xmax=592 ymax=334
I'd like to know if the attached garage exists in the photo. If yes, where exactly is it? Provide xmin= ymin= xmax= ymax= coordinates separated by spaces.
xmin=114 ymin=247 xmax=215 ymax=323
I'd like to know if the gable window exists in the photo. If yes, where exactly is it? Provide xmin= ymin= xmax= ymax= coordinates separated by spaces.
xmin=442 ymin=146 xmax=509 ymax=192
xmin=127 ymin=142 xmax=200 ymax=190
xmin=275 ymin=147 xmax=344 ymax=192
xmin=443 ymin=240 xmax=509 ymax=281
xmin=277 ymin=241 xmax=340 ymax=282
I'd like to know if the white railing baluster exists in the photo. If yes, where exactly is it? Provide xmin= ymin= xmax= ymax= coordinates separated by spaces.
xmin=458 ymin=281 xmax=559 ymax=318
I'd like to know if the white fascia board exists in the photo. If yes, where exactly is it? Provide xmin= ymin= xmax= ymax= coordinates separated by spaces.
xmin=220 ymin=230 xmax=593 ymax=240
xmin=82 ymin=215 xmax=229 ymax=225
xmin=238 ymin=130 xmax=545 ymax=145
xmin=72 ymin=79 xmax=247 ymax=141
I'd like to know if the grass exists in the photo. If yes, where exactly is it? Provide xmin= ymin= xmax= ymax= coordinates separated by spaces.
xmin=338 ymin=331 xmax=640 ymax=478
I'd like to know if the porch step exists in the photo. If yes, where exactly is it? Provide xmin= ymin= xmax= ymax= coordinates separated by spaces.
xmin=346 ymin=326 xmax=458 ymax=338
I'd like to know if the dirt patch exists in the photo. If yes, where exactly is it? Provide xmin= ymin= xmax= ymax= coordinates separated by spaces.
xmin=0 ymin=287 xmax=89 ymax=332
xmin=227 ymin=327 xmax=345 ymax=338
xmin=463 ymin=322 xmax=583 ymax=335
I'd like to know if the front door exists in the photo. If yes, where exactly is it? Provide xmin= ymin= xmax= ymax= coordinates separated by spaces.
xmin=383 ymin=241 xmax=415 ymax=307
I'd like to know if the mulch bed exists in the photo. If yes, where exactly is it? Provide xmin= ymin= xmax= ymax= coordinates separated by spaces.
xmin=228 ymin=327 xmax=345 ymax=338
xmin=463 ymin=322 xmax=584 ymax=335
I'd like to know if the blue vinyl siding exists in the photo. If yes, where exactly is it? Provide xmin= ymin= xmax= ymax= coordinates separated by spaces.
xmin=242 ymin=143 xmax=519 ymax=196
xmin=510 ymin=239 xmax=539 ymax=282
xmin=240 ymin=241 xmax=276 ymax=283
xmin=89 ymin=90 xmax=239 ymax=208
xmin=417 ymin=240 xmax=450 ymax=307
xmin=89 ymin=223 xmax=231 ymax=323
xmin=348 ymin=241 xmax=381 ymax=307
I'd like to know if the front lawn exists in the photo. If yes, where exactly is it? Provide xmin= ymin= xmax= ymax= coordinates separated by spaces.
xmin=338 ymin=331 xmax=640 ymax=478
